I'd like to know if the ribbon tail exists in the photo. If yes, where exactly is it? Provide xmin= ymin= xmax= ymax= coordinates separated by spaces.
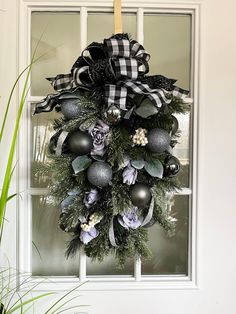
xmin=109 ymin=217 xmax=118 ymax=247
xmin=55 ymin=131 xmax=69 ymax=156
xmin=141 ymin=197 xmax=154 ymax=227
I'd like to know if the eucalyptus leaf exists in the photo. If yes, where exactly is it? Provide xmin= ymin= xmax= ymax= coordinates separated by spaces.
xmin=72 ymin=156 xmax=92 ymax=175
xmin=144 ymin=159 xmax=164 ymax=178
xmin=135 ymin=99 xmax=158 ymax=118
xmin=131 ymin=159 xmax=145 ymax=170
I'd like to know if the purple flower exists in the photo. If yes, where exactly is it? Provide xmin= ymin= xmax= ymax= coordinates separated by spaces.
xmin=118 ymin=207 xmax=143 ymax=230
xmin=122 ymin=166 xmax=138 ymax=185
xmin=80 ymin=227 xmax=99 ymax=244
xmin=89 ymin=119 xmax=110 ymax=156
xmin=84 ymin=189 xmax=99 ymax=208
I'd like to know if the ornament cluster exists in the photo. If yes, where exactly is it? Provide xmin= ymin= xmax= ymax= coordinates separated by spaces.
xmin=35 ymin=33 xmax=192 ymax=264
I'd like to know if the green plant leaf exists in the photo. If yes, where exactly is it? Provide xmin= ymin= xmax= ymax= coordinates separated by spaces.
xmin=131 ymin=159 xmax=145 ymax=169
xmin=144 ymin=159 xmax=164 ymax=178
xmin=7 ymin=292 xmax=55 ymax=313
xmin=72 ymin=156 xmax=92 ymax=175
xmin=135 ymin=99 xmax=158 ymax=118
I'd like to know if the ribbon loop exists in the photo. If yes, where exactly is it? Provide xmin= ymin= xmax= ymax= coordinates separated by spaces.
xmin=34 ymin=33 xmax=189 ymax=115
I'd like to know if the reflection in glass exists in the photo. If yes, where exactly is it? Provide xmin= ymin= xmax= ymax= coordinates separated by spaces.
xmin=32 ymin=196 xmax=79 ymax=276
xmin=31 ymin=12 xmax=81 ymax=96
xmin=31 ymin=110 xmax=61 ymax=188
xmin=144 ymin=14 xmax=192 ymax=188
xmin=142 ymin=195 xmax=189 ymax=275
xmin=87 ymin=13 xmax=136 ymax=43
xmin=87 ymin=255 xmax=133 ymax=276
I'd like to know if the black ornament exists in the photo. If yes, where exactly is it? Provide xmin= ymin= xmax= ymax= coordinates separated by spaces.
xmin=146 ymin=128 xmax=170 ymax=153
xmin=130 ymin=183 xmax=151 ymax=207
xmin=171 ymin=115 xmax=179 ymax=136
xmin=61 ymin=99 xmax=81 ymax=120
xmin=87 ymin=161 xmax=112 ymax=187
xmin=68 ymin=131 xmax=93 ymax=155
xmin=163 ymin=155 xmax=181 ymax=177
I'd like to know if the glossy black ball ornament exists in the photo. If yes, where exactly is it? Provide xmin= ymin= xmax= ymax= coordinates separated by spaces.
xmin=146 ymin=128 xmax=170 ymax=153
xmin=130 ymin=183 xmax=152 ymax=207
xmin=61 ymin=99 xmax=81 ymax=120
xmin=68 ymin=131 xmax=93 ymax=155
xmin=163 ymin=155 xmax=181 ymax=177
xmin=87 ymin=161 xmax=113 ymax=187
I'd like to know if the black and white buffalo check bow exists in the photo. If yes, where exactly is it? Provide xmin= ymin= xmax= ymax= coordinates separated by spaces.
xmin=35 ymin=34 xmax=188 ymax=114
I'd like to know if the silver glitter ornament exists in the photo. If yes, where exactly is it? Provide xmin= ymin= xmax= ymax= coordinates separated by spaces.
xmin=130 ymin=183 xmax=151 ymax=207
xmin=61 ymin=99 xmax=81 ymax=120
xmin=87 ymin=161 xmax=112 ymax=187
xmin=146 ymin=128 xmax=170 ymax=153
xmin=105 ymin=105 xmax=121 ymax=124
xmin=68 ymin=131 xmax=93 ymax=155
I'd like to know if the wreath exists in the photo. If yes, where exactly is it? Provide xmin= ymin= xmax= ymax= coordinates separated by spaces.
xmin=35 ymin=33 xmax=191 ymax=265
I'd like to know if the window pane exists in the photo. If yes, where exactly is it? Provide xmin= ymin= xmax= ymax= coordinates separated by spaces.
xmin=86 ymin=256 xmax=133 ymax=276
xmin=31 ymin=109 xmax=62 ymax=188
xmin=87 ymin=13 xmax=136 ymax=43
xmin=32 ymin=195 xmax=79 ymax=276
xmin=144 ymin=14 xmax=191 ymax=187
xmin=31 ymin=12 xmax=81 ymax=96
xmin=142 ymin=195 xmax=189 ymax=275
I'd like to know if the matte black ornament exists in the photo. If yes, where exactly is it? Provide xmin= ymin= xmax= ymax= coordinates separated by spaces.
xmin=146 ymin=128 xmax=170 ymax=153
xmin=171 ymin=115 xmax=179 ymax=136
xmin=61 ymin=99 xmax=81 ymax=120
xmin=68 ymin=131 xmax=93 ymax=155
xmin=164 ymin=155 xmax=181 ymax=177
xmin=130 ymin=183 xmax=152 ymax=207
xmin=87 ymin=161 xmax=112 ymax=187
xmin=105 ymin=105 xmax=121 ymax=124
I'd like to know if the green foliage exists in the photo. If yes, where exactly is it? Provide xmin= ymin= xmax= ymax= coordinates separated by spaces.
xmin=0 ymin=267 xmax=87 ymax=313
xmin=107 ymin=125 xmax=132 ymax=168
xmin=38 ymin=90 xmax=190 ymax=266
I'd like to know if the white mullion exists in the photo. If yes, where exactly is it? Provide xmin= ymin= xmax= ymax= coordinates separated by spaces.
xmin=137 ymin=8 xmax=143 ymax=44
xmin=79 ymin=6 xmax=88 ymax=281
xmin=79 ymin=246 xmax=87 ymax=282
xmin=80 ymin=7 xmax=87 ymax=51
xmin=134 ymin=255 xmax=141 ymax=281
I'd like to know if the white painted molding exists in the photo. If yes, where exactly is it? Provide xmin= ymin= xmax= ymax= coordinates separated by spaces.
xmin=17 ymin=0 xmax=201 ymax=290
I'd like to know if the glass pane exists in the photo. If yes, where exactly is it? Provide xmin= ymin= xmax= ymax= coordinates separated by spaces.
xmin=142 ymin=195 xmax=189 ymax=275
xmin=31 ymin=109 xmax=62 ymax=188
xmin=31 ymin=12 xmax=81 ymax=96
xmin=87 ymin=255 xmax=133 ymax=276
xmin=32 ymin=195 xmax=79 ymax=276
xmin=144 ymin=14 xmax=191 ymax=187
xmin=87 ymin=13 xmax=136 ymax=43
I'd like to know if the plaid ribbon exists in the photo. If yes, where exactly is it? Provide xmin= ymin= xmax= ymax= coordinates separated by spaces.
xmin=35 ymin=34 xmax=189 ymax=114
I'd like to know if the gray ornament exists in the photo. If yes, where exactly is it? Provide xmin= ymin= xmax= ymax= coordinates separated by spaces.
xmin=146 ymin=128 xmax=170 ymax=153
xmin=87 ymin=161 xmax=112 ymax=187
xmin=130 ymin=183 xmax=151 ymax=207
xmin=61 ymin=99 xmax=81 ymax=120
xmin=68 ymin=131 xmax=93 ymax=155
xmin=105 ymin=105 xmax=121 ymax=124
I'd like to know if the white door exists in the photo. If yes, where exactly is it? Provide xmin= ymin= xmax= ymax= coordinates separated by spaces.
xmin=0 ymin=0 xmax=236 ymax=313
